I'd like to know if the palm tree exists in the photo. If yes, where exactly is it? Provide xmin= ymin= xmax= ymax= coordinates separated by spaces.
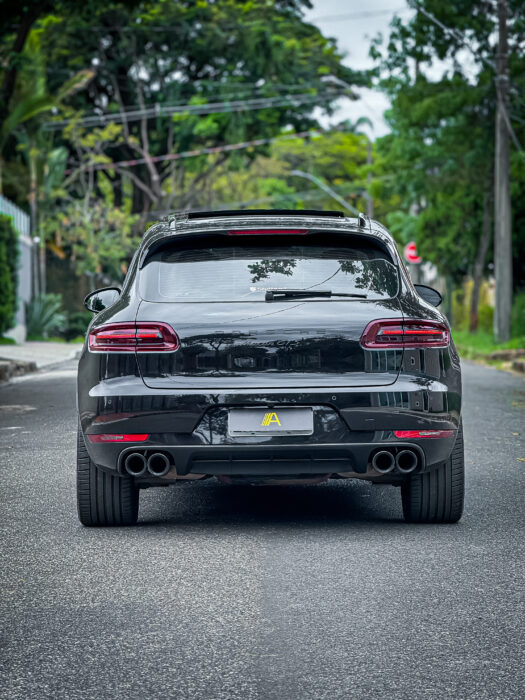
xmin=0 ymin=28 xmax=92 ymax=193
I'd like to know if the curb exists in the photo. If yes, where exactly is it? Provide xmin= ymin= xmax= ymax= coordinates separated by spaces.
xmin=512 ymin=359 xmax=525 ymax=374
xmin=489 ymin=349 xmax=525 ymax=361
xmin=0 ymin=358 xmax=38 ymax=383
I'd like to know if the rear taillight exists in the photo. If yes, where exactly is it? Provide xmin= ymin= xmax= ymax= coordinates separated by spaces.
xmin=227 ymin=229 xmax=308 ymax=235
xmin=89 ymin=322 xmax=179 ymax=352
xmin=394 ymin=430 xmax=455 ymax=439
xmin=361 ymin=319 xmax=449 ymax=349
xmin=88 ymin=434 xmax=149 ymax=443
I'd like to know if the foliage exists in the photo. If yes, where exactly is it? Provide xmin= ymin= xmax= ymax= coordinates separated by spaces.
xmin=40 ymin=122 xmax=140 ymax=281
xmin=0 ymin=215 xmax=18 ymax=336
xmin=453 ymin=330 xmax=525 ymax=360
xmin=0 ymin=27 xmax=92 ymax=150
xmin=37 ymin=0 xmax=365 ymax=217
xmin=202 ymin=130 xmax=373 ymax=214
xmin=452 ymin=287 xmax=525 ymax=356
xmin=25 ymin=293 xmax=66 ymax=338
xmin=46 ymin=198 xmax=139 ymax=281
xmin=63 ymin=310 xmax=92 ymax=341
xmin=511 ymin=291 xmax=525 ymax=338
xmin=1 ymin=0 xmax=369 ymax=309
xmin=372 ymin=0 xmax=525 ymax=292
xmin=376 ymin=74 xmax=494 ymax=282
xmin=0 ymin=21 xmax=93 ymax=197
xmin=452 ymin=280 xmax=493 ymax=333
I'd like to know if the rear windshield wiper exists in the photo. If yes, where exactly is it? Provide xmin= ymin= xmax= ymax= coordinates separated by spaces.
xmin=265 ymin=289 xmax=367 ymax=301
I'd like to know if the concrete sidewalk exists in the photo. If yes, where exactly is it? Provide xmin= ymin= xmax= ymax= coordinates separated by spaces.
xmin=0 ymin=341 xmax=82 ymax=370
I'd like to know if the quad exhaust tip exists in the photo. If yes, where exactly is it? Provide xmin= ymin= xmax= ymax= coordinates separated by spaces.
xmin=371 ymin=450 xmax=396 ymax=474
xmin=371 ymin=449 xmax=419 ymax=475
xmin=123 ymin=452 xmax=172 ymax=477
xmin=395 ymin=449 xmax=418 ymax=474
xmin=147 ymin=452 xmax=171 ymax=477
xmin=123 ymin=452 xmax=147 ymax=477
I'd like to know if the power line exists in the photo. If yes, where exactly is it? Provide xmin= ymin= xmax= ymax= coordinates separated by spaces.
xmin=305 ymin=8 xmax=408 ymax=22
xmin=46 ymin=80 xmax=342 ymax=113
xmin=407 ymin=0 xmax=523 ymax=154
xmin=64 ymin=126 xmax=352 ymax=175
xmin=43 ymin=90 xmax=349 ymax=130
xmin=407 ymin=0 xmax=496 ymax=70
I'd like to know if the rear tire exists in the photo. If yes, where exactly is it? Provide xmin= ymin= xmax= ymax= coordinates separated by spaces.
xmin=401 ymin=422 xmax=464 ymax=523
xmin=77 ymin=424 xmax=139 ymax=526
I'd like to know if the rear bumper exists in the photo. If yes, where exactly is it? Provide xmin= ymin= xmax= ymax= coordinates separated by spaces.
xmin=79 ymin=373 xmax=460 ymax=479
xmin=113 ymin=438 xmax=457 ymax=478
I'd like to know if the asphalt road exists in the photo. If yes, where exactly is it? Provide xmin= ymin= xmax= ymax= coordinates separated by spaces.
xmin=1 ymin=361 xmax=524 ymax=700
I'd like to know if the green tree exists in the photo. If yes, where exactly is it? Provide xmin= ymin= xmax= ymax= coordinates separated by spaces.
xmin=40 ymin=0 xmax=366 ymax=218
xmin=2 ymin=0 xmax=368 ymax=309
xmin=42 ymin=122 xmax=140 ymax=286
xmin=205 ymin=129 xmax=375 ymax=214
xmin=0 ymin=5 xmax=93 ymax=194
xmin=372 ymin=0 xmax=525 ymax=333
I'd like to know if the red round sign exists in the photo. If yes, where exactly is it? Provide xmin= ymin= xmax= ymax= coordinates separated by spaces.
xmin=404 ymin=241 xmax=422 ymax=264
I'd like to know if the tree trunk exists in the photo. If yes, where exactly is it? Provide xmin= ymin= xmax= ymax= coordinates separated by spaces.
xmin=28 ymin=142 xmax=40 ymax=298
xmin=39 ymin=237 xmax=46 ymax=295
xmin=493 ymin=0 xmax=512 ymax=342
xmin=469 ymin=185 xmax=492 ymax=332
xmin=445 ymin=275 xmax=454 ymax=326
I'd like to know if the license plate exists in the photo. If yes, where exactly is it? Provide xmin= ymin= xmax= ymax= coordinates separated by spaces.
xmin=228 ymin=407 xmax=313 ymax=436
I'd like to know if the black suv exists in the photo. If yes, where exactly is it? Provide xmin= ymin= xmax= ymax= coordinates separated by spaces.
xmin=77 ymin=210 xmax=464 ymax=526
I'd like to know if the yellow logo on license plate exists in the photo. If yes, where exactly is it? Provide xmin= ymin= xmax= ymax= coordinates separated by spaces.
xmin=261 ymin=412 xmax=281 ymax=426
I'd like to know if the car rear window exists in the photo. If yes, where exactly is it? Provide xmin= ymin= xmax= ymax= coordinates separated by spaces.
xmin=139 ymin=233 xmax=399 ymax=302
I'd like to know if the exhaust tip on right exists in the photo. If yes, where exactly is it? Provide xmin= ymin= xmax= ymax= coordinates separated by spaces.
xmin=396 ymin=450 xmax=418 ymax=474
xmin=147 ymin=453 xmax=171 ymax=477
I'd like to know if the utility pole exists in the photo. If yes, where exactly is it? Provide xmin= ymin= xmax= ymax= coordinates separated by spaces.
xmin=494 ymin=0 xmax=512 ymax=342
xmin=366 ymin=138 xmax=373 ymax=219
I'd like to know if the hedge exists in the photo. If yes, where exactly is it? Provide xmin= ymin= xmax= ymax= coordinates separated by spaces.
xmin=0 ymin=214 xmax=19 ymax=336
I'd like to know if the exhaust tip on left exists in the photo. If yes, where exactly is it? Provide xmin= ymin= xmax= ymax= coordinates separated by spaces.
xmin=123 ymin=452 xmax=147 ymax=477
xmin=371 ymin=450 xmax=396 ymax=474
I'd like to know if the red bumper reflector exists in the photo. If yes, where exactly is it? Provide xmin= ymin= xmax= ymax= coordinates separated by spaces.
xmin=227 ymin=229 xmax=308 ymax=235
xmin=88 ymin=434 xmax=149 ymax=443
xmin=394 ymin=430 xmax=455 ymax=439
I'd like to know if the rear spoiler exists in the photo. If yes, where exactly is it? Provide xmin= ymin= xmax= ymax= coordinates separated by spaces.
xmin=186 ymin=209 xmax=346 ymax=220
xmin=183 ymin=208 xmax=368 ymax=228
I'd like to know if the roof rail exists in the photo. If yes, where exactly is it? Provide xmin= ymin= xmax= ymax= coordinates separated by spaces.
xmin=186 ymin=209 xmax=346 ymax=220
xmin=357 ymin=212 xmax=368 ymax=227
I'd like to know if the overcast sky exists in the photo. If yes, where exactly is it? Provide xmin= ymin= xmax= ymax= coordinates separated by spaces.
xmin=304 ymin=0 xmax=413 ymax=137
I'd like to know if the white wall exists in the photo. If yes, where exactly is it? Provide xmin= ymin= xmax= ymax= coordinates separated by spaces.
xmin=0 ymin=194 xmax=33 ymax=343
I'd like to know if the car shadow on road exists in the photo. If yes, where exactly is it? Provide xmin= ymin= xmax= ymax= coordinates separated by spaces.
xmin=136 ymin=479 xmax=406 ymax=530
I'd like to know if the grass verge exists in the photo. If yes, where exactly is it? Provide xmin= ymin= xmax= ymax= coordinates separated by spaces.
xmin=453 ymin=330 xmax=525 ymax=365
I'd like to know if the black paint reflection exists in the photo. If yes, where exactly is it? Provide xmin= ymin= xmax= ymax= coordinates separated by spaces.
xmin=140 ymin=332 xmax=403 ymax=376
